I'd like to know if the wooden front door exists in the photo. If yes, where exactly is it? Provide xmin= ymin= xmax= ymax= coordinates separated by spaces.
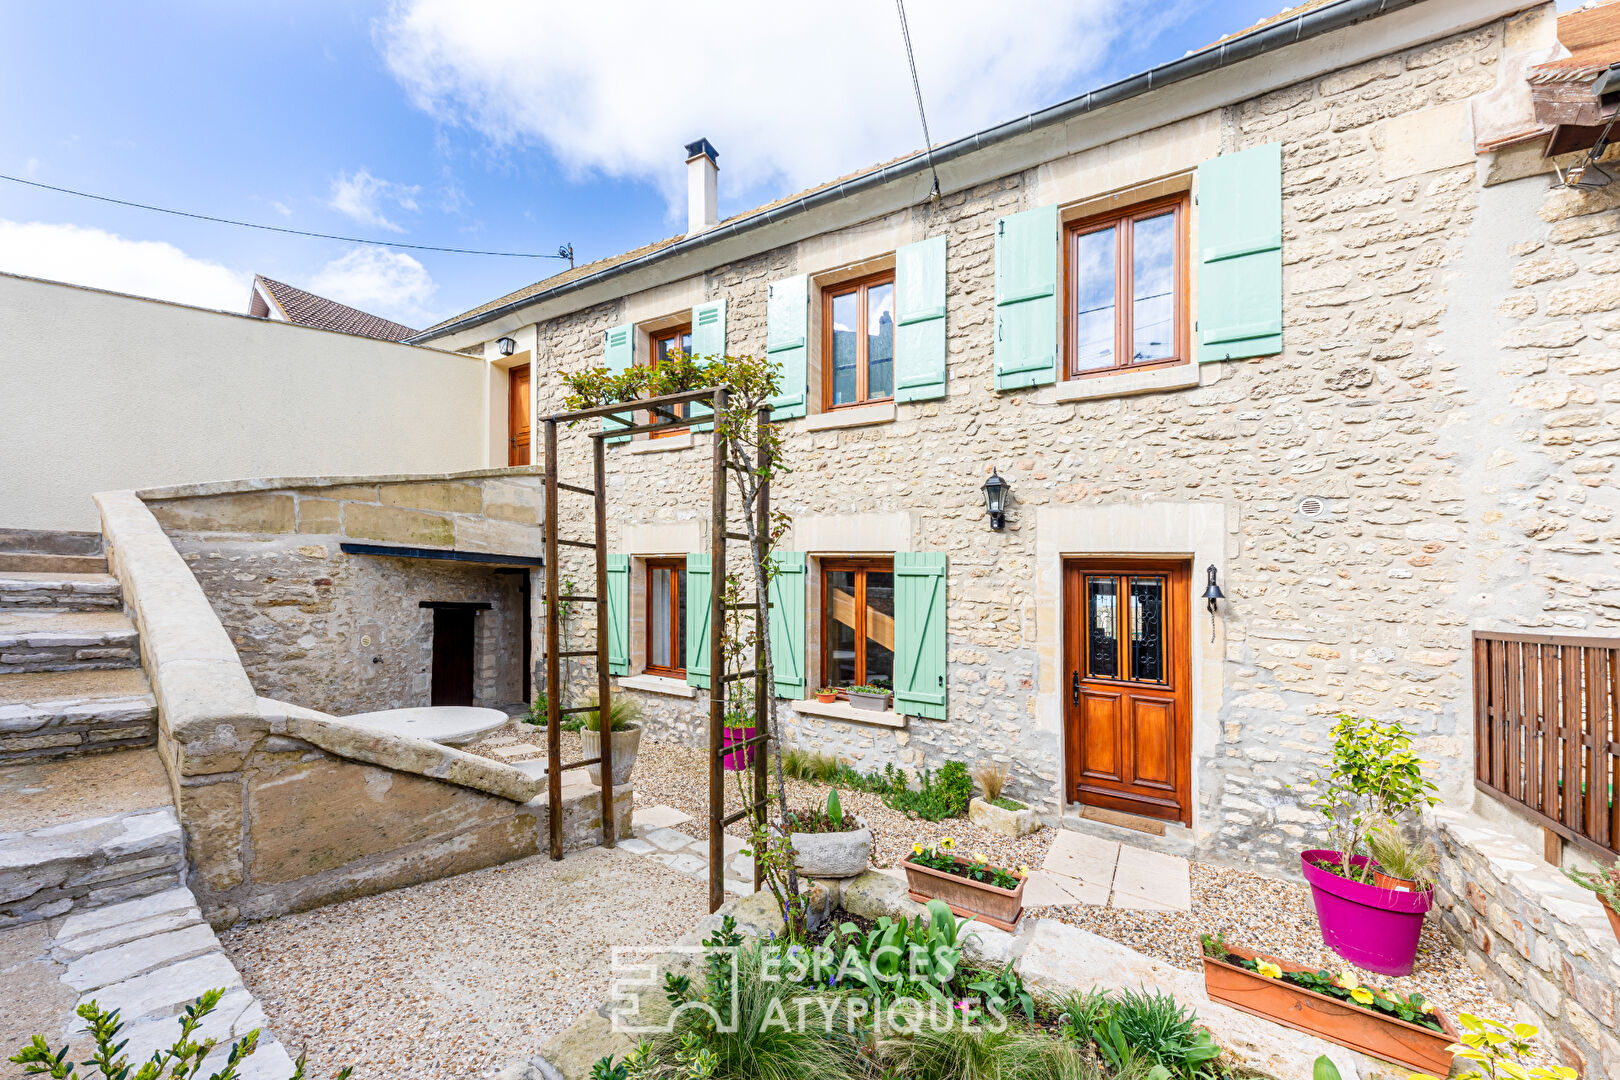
xmin=431 ymin=607 xmax=476 ymax=706
xmin=508 ymin=363 xmax=531 ymax=466
xmin=1063 ymin=559 xmax=1191 ymax=824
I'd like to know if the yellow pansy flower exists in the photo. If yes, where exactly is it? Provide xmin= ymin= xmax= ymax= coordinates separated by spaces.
xmin=971 ymin=850 xmax=988 ymax=864
xmin=1351 ymin=987 xmax=1375 ymax=1005
xmin=912 ymin=842 xmax=924 ymax=856
xmin=1420 ymin=1001 xmax=1434 ymax=1014
xmin=1334 ymin=970 xmax=1360 ymax=991
xmin=1256 ymin=961 xmax=1283 ymax=979
xmin=938 ymin=836 xmax=956 ymax=851
xmin=1016 ymin=864 xmax=1030 ymax=876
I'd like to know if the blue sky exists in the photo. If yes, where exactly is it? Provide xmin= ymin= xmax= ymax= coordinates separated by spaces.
xmin=1 ymin=1 xmax=1375 ymax=331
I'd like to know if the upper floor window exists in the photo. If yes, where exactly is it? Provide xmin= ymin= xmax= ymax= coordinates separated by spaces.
xmin=1066 ymin=195 xmax=1187 ymax=379
xmin=823 ymin=272 xmax=895 ymax=409
xmin=648 ymin=324 xmax=692 ymax=436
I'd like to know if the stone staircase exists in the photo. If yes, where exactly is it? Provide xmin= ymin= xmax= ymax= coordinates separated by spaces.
xmin=0 ymin=533 xmax=158 ymax=763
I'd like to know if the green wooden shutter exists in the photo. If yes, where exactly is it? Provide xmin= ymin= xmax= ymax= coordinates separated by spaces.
xmin=606 ymin=555 xmax=629 ymax=675
xmin=895 ymin=235 xmax=947 ymax=403
xmin=993 ymin=205 xmax=1058 ymax=391
xmin=685 ymin=553 xmax=712 ymax=689
xmin=602 ymin=323 xmax=635 ymax=444
xmin=894 ymin=552 xmax=946 ymax=720
xmin=688 ymin=300 xmax=725 ymax=432
xmin=765 ymin=275 xmax=809 ymax=419
xmin=1197 ymin=142 xmax=1282 ymax=363
xmin=767 ymin=552 xmax=806 ymax=700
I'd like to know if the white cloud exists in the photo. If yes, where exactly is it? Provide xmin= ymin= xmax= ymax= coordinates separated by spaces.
xmin=0 ymin=219 xmax=247 ymax=310
xmin=379 ymin=1 xmax=1138 ymax=217
xmin=328 ymin=169 xmax=421 ymax=232
xmin=308 ymin=246 xmax=436 ymax=325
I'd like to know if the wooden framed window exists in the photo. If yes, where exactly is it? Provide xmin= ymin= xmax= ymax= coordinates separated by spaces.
xmin=645 ymin=558 xmax=686 ymax=677
xmin=821 ymin=558 xmax=895 ymax=692
xmin=647 ymin=324 xmax=692 ymax=437
xmin=822 ymin=271 xmax=895 ymax=409
xmin=1065 ymin=194 xmax=1188 ymax=379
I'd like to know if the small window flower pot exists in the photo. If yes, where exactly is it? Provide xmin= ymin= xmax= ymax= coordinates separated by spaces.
xmin=902 ymin=855 xmax=1025 ymax=931
xmin=1200 ymin=939 xmax=1457 ymax=1074
xmin=1301 ymin=849 xmax=1432 ymax=977
xmin=848 ymin=690 xmax=890 ymax=712
xmin=815 ymin=691 xmax=838 ymax=704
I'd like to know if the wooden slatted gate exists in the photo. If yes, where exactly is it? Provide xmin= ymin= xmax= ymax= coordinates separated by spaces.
xmin=541 ymin=386 xmax=771 ymax=911
xmin=1473 ymin=630 xmax=1620 ymax=859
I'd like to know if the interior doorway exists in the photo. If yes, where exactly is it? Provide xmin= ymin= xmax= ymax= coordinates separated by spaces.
xmin=1062 ymin=558 xmax=1192 ymax=824
xmin=430 ymin=606 xmax=477 ymax=706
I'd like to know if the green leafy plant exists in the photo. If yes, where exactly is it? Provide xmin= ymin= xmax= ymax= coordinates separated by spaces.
xmin=1563 ymin=861 xmax=1620 ymax=910
xmin=845 ymin=684 xmax=890 ymax=696
xmin=965 ymin=961 xmax=1034 ymax=1021
xmin=591 ymin=1055 xmax=631 ymax=1080
xmin=884 ymin=761 xmax=975 ymax=821
xmin=1313 ymin=1056 xmax=1342 ymax=1080
xmin=877 ymin=1025 xmax=1104 ymax=1080
xmin=582 ymin=694 xmax=643 ymax=732
xmin=970 ymin=760 xmax=1009 ymax=803
xmin=779 ymin=748 xmax=841 ymax=784
xmin=522 ymin=693 xmax=550 ymax=726
xmin=1363 ymin=818 xmax=1438 ymax=886
xmin=1309 ymin=714 xmax=1439 ymax=885
xmin=8 ymin=988 xmax=351 ymax=1080
xmin=1059 ymin=987 xmax=1222 ymax=1080
xmin=1409 ymin=1014 xmax=1576 ymax=1080
xmin=824 ymin=898 xmax=972 ymax=1007
xmin=909 ymin=837 xmax=1027 ymax=891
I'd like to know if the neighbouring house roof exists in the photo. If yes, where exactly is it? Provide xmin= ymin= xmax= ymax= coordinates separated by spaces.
xmin=410 ymin=0 xmax=1480 ymax=346
xmin=1529 ymin=0 xmax=1620 ymax=83
xmin=249 ymin=275 xmax=418 ymax=342
xmin=1524 ymin=0 xmax=1620 ymax=156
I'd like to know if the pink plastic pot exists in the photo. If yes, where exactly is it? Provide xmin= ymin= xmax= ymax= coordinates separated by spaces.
xmin=1301 ymin=850 xmax=1433 ymax=977
xmin=722 ymin=726 xmax=756 ymax=771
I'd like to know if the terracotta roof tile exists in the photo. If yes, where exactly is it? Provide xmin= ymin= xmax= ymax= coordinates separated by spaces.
xmin=252 ymin=275 xmax=418 ymax=342
xmin=1530 ymin=0 xmax=1620 ymax=81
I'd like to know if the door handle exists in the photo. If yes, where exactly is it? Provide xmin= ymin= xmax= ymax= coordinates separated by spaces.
xmin=1071 ymin=670 xmax=1080 ymax=706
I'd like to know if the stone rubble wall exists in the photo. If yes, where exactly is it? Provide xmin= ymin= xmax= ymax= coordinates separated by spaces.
xmin=514 ymin=13 xmax=1548 ymax=868
xmin=1432 ymin=808 xmax=1620 ymax=1078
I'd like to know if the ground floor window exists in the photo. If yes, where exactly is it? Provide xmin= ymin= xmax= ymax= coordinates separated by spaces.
xmin=646 ymin=558 xmax=686 ymax=677
xmin=821 ymin=558 xmax=894 ymax=692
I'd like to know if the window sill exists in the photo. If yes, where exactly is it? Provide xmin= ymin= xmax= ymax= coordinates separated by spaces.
xmin=1039 ymin=364 xmax=1201 ymax=405
xmin=805 ymin=401 xmax=896 ymax=432
xmin=789 ymin=698 xmax=908 ymax=729
xmin=619 ymin=673 xmax=696 ymax=698
xmin=629 ymin=432 xmax=696 ymax=454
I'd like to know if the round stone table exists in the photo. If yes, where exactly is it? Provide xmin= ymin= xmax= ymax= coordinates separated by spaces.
xmin=342 ymin=706 xmax=509 ymax=746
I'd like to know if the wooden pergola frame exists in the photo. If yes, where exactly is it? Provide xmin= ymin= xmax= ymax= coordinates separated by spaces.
xmin=540 ymin=385 xmax=771 ymax=911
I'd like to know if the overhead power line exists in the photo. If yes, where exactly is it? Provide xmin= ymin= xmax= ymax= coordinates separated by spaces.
xmin=894 ymin=0 xmax=942 ymax=202
xmin=0 ymin=173 xmax=574 ymax=260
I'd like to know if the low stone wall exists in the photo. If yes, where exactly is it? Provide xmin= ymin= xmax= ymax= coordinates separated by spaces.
xmin=1432 ymin=808 xmax=1620 ymax=1078
xmin=94 ymin=489 xmax=625 ymax=927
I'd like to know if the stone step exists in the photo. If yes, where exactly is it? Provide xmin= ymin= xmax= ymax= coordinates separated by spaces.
xmin=0 ymin=528 xmax=104 ymax=557
xmin=0 ymin=571 xmax=123 ymax=611
xmin=0 ymin=552 xmax=109 ymax=574
xmin=0 ymin=610 xmax=140 ymax=674
xmin=0 ymin=805 xmax=185 ymax=928
xmin=0 ymin=669 xmax=157 ymax=763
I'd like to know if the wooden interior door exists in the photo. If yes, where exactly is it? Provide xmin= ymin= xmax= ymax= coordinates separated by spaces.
xmin=431 ymin=607 xmax=477 ymax=706
xmin=508 ymin=363 xmax=531 ymax=466
xmin=1063 ymin=559 xmax=1191 ymax=824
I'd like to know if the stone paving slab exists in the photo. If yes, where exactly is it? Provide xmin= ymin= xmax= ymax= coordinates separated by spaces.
xmin=641 ymin=827 xmax=699 ymax=853
xmin=632 ymin=804 xmax=693 ymax=831
xmin=1111 ymin=846 xmax=1191 ymax=912
xmin=64 ymin=923 xmax=222 ymax=992
xmin=1042 ymin=829 xmax=1119 ymax=888
xmin=1023 ymin=868 xmax=1108 ymax=907
xmin=651 ymin=852 xmax=706 ymax=876
xmin=76 ymin=951 xmax=245 ymax=1022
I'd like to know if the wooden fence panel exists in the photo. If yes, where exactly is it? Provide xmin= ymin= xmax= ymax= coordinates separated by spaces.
xmin=1473 ymin=631 xmax=1620 ymax=859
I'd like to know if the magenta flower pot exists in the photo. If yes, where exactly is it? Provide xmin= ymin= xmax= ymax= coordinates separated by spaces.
xmin=722 ymin=726 xmax=756 ymax=771
xmin=1301 ymin=849 xmax=1432 ymax=977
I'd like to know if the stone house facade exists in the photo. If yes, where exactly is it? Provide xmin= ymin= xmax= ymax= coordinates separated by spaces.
xmin=413 ymin=0 xmax=1613 ymax=876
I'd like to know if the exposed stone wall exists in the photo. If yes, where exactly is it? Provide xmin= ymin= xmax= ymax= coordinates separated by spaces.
xmin=144 ymin=474 xmax=541 ymax=715
xmin=1432 ymin=809 xmax=1620 ymax=1077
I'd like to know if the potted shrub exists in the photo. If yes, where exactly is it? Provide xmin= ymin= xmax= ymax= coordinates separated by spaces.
xmin=966 ymin=761 xmax=1041 ymax=837
xmin=846 ymin=684 xmax=890 ymax=712
xmin=581 ymin=695 xmax=642 ymax=787
xmin=903 ymin=836 xmax=1028 ymax=931
xmin=781 ymin=789 xmax=871 ymax=878
xmin=1303 ymin=713 xmax=1439 ymax=976
xmin=815 ymin=686 xmax=839 ymax=704
xmin=1199 ymin=933 xmax=1456 ymax=1073
xmin=1564 ymin=861 xmax=1620 ymax=944
xmin=1364 ymin=818 xmax=1438 ymax=893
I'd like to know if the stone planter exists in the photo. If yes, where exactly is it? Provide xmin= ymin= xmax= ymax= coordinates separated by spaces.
xmin=848 ymin=690 xmax=889 ymax=712
xmin=583 ymin=723 xmax=641 ymax=787
xmin=903 ymin=855 xmax=1025 ymax=931
xmin=1201 ymin=940 xmax=1457 ymax=1074
xmin=968 ymin=796 xmax=1042 ymax=837
xmin=782 ymin=816 xmax=871 ymax=878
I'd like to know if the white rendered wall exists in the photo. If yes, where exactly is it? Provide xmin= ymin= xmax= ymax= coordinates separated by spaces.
xmin=0 ymin=273 xmax=491 ymax=531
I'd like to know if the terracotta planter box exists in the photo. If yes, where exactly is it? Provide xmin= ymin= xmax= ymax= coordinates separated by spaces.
xmin=902 ymin=855 xmax=1025 ymax=931
xmin=1602 ymin=895 xmax=1620 ymax=945
xmin=1200 ymin=940 xmax=1457 ymax=1074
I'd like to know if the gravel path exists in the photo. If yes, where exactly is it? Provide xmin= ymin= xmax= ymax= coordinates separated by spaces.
xmin=222 ymin=845 xmax=708 ymax=1080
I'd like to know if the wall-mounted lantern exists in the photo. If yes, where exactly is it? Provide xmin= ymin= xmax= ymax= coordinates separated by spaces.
xmin=497 ymin=336 xmax=517 ymax=357
xmin=981 ymin=468 xmax=1010 ymax=531
xmin=1202 ymin=565 xmax=1225 ymax=642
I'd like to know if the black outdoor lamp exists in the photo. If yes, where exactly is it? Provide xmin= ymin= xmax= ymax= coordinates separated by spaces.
xmin=981 ymin=468 xmax=1010 ymax=531
xmin=497 ymin=336 xmax=517 ymax=357
xmin=1202 ymin=565 xmax=1225 ymax=642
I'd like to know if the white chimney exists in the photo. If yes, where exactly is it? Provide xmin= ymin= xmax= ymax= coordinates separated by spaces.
xmin=685 ymin=138 xmax=719 ymax=236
